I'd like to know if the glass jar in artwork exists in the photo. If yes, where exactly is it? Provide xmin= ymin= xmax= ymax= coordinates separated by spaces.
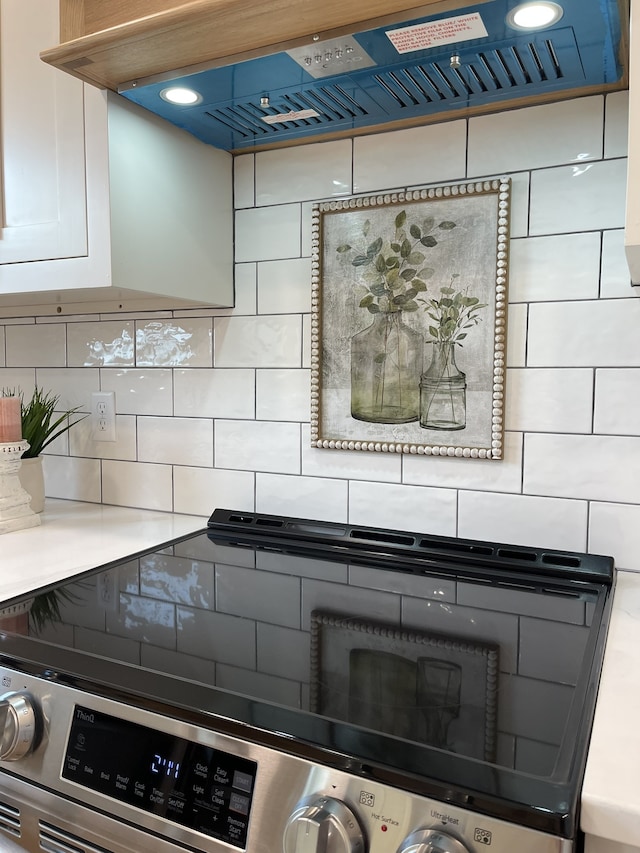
xmin=351 ymin=311 xmax=423 ymax=424
xmin=420 ymin=341 xmax=467 ymax=430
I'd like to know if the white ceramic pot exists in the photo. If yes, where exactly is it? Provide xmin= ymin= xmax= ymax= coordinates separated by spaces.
xmin=18 ymin=456 xmax=45 ymax=513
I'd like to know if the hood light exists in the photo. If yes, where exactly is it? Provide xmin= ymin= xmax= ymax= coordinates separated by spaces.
xmin=506 ymin=2 xmax=563 ymax=30
xmin=160 ymin=86 xmax=202 ymax=106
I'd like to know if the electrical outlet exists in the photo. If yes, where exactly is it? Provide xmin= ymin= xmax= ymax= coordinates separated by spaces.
xmin=91 ymin=391 xmax=116 ymax=442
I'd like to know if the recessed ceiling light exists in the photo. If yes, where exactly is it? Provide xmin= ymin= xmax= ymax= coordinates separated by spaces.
xmin=159 ymin=86 xmax=202 ymax=106
xmin=506 ymin=2 xmax=564 ymax=30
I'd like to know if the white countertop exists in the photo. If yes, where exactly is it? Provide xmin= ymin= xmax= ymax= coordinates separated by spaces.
xmin=0 ymin=499 xmax=207 ymax=605
xmin=582 ymin=570 xmax=640 ymax=850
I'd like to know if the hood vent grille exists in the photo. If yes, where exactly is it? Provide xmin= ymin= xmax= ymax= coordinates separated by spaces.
xmin=205 ymin=85 xmax=374 ymax=141
xmin=374 ymin=38 xmax=567 ymax=108
xmin=200 ymin=29 xmax=581 ymax=145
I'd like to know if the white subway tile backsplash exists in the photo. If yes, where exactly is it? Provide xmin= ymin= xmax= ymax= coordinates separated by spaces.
xmin=348 ymin=481 xmax=457 ymax=535
xmin=215 ymin=420 xmax=301 ymax=474
xmin=524 ymin=434 xmax=640 ymax=503
xmin=173 ymin=466 xmax=254 ymax=517
xmin=604 ymin=91 xmax=629 ymax=159
xmin=67 ymin=321 xmax=135 ymax=367
xmin=257 ymin=258 xmax=312 ymax=314
xmin=100 ymin=368 xmax=173 ymax=415
xmin=301 ymin=202 xmax=314 ymax=257
xmin=234 ymin=153 xmax=255 ymax=209
xmin=256 ymin=473 xmax=347 ymax=522
xmin=301 ymin=425 xmax=401 ymax=482
xmin=468 ymin=97 xmax=604 ymax=177
xmin=458 ymin=491 xmax=588 ymax=552
xmin=235 ymin=204 xmax=301 ymax=262
xmin=255 ymin=140 xmax=351 ymax=205
xmin=102 ymin=459 xmax=173 ymax=511
xmin=353 ymin=122 xmax=466 ymax=193
xmin=505 ymin=369 xmax=593 ymax=433
xmin=174 ymin=368 xmax=255 ymax=419
xmin=136 ymin=318 xmax=212 ymax=368
xmin=0 ymin=368 xmax=35 ymax=396
xmin=138 ymin=417 xmax=213 ymax=467
xmin=503 ymin=171 xmax=530 ymax=239
xmin=506 ymin=304 xmax=527 ymax=368
xmin=589 ymin=503 xmax=640 ymax=571
xmin=600 ymin=229 xmax=634 ymax=298
xmin=257 ymin=370 xmax=309 ymax=422
xmin=403 ymin=432 xmax=523 ymax=494
xmin=508 ymin=234 xmax=601 ymax=302
xmin=36 ymin=367 xmax=98 ymax=411
xmin=528 ymin=299 xmax=640 ymax=366
xmin=529 ymin=158 xmax=627 ymax=235
xmin=6 ymin=323 xmax=66 ymax=367
xmin=594 ymin=369 xmax=640 ymax=435
xmin=302 ymin=315 xmax=312 ymax=369
xmin=43 ymin=455 xmax=101 ymax=503
xmin=214 ymin=316 xmax=302 ymax=368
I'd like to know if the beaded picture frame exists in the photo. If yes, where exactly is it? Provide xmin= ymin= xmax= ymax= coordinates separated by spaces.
xmin=310 ymin=177 xmax=510 ymax=459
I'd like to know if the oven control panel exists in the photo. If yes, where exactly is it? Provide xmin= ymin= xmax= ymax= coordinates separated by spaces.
xmin=62 ymin=705 xmax=256 ymax=849
xmin=0 ymin=668 xmax=574 ymax=853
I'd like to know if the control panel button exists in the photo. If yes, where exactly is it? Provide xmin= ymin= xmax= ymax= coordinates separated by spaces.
xmin=284 ymin=796 xmax=365 ymax=853
xmin=397 ymin=829 xmax=471 ymax=853
xmin=0 ymin=692 xmax=38 ymax=761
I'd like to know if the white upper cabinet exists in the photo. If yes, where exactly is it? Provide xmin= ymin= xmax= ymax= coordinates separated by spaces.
xmin=0 ymin=2 xmax=87 ymax=266
xmin=0 ymin=0 xmax=233 ymax=316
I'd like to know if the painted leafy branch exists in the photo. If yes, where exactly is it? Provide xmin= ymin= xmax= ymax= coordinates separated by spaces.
xmin=418 ymin=274 xmax=488 ymax=345
xmin=337 ymin=210 xmax=456 ymax=314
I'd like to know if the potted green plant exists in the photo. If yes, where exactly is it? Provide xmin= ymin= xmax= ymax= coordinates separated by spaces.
xmin=1 ymin=387 xmax=86 ymax=512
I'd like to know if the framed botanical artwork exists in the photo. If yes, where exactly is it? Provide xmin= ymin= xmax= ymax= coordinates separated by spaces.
xmin=310 ymin=178 xmax=510 ymax=459
xmin=309 ymin=611 xmax=499 ymax=761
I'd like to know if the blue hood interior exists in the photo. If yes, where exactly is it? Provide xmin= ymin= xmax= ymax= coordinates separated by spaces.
xmin=119 ymin=0 xmax=625 ymax=152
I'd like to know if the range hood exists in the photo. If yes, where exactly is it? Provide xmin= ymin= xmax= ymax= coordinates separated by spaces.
xmin=42 ymin=0 xmax=628 ymax=153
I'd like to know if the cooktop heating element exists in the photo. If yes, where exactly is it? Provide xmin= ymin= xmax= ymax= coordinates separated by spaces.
xmin=0 ymin=509 xmax=613 ymax=853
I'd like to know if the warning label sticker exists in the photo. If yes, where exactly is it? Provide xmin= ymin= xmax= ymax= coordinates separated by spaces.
xmin=386 ymin=12 xmax=488 ymax=54
xmin=262 ymin=109 xmax=320 ymax=124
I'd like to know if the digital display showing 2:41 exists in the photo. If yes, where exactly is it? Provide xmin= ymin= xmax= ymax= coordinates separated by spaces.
xmin=151 ymin=754 xmax=181 ymax=780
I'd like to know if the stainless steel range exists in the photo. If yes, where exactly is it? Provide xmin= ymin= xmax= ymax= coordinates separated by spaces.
xmin=0 ymin=510 xmax=613 ymax=853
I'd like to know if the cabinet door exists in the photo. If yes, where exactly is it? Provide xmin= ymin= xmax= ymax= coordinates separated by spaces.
xmin=0 ymin=0 xmax=87 ymax=265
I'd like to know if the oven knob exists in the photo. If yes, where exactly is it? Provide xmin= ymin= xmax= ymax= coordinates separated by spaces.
xmin=397 ymin=829 xmax=470 ymax=853
xmin=0 ymin=692 xmax=37 ymax=760
xmin=284 ymin=796 xmax=365 ymax=853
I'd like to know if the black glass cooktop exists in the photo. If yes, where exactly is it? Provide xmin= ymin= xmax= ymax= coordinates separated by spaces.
xmin=0 ymin=509 xmax=614 ymax=836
